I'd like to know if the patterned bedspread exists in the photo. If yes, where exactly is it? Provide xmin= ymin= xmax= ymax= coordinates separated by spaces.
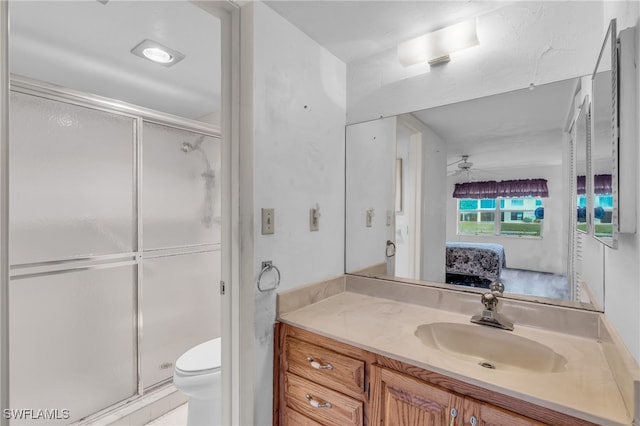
xmin=445 ymin=242 xmax=506 ymax=280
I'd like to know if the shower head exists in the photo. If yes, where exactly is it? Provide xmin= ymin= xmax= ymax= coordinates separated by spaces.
xmin=181 ymin=135 xmax=206 ymax=153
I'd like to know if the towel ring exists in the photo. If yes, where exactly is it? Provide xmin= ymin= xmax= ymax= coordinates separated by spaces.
xmin=257 ymin=261 xmax=281 ymax=292
xmin=385 ymin=240 xmax=396 ymax=258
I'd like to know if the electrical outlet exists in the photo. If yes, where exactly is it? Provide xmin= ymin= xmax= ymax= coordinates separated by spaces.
xmin=262 ymin=208 xmax=274 ymax=235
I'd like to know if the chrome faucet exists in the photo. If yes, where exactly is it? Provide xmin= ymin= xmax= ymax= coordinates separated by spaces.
xmin=470 ymin=290 xmax=514 ymax=331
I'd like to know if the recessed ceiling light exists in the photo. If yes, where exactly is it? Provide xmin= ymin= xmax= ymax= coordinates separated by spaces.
xmin=131 ymin=39 xmax=185 ymax=67
xmin=142 ymin=47 xmax=173 ymax=64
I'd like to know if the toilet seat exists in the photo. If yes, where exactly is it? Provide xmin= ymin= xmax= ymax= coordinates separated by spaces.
xmin=175 ymin=338 xmax=221 ymax=376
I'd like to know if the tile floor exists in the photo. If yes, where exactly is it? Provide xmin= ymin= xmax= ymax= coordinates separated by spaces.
xmin=145 ymin=403 xmax=188 ymax=426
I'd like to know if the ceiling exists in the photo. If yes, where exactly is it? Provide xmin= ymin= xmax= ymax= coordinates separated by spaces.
xmin=9 ymin=1 xmax=221 ymax=121
xmin=7 ymin=0 xmax=516 ymax=124
xmin=412 ymin=77 xmax=577 ymax=174
xmin=8 ymin=0 xmax=577 ymax=168
xmin=264 ymin=1 xmax=512 ymax=63
xmin=266 ymin=1 xmax=575 ymax=174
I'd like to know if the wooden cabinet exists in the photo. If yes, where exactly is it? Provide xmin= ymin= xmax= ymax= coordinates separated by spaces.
xmin=370 ymin=365 xmax=462 ymax=425
xmin=274 ymin=323 xmax=598 ymax=426
xmin=284 ymin=373 xmax=363 ymax=426
xmin=370 ymin=366 xmax=546 ymax=426
xmin=476 ymin=401 xmax=548 ymax=426
xmin=286 ymin=337 xmax=365 ymax=396
xmin=276 ymin=324 xmax=373 ymax=426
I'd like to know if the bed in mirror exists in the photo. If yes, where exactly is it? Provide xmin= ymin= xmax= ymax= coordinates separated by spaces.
xmin=345 ymin=77 xmax=605 ymax=311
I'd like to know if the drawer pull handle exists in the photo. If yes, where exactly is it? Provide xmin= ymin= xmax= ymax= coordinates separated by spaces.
xmin=449 ymin=407 xmax=458 ymax=426
xmin=306 ymin=356 xmax=333 ymax=370
xmin=305 ymin=393 xmax=332 ymax=409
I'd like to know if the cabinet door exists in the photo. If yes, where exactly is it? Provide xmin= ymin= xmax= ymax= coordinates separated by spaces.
xmin=370 ymin=366 xmax=463 ymax=426
xmin=476 ymin=401 xmax=548 ymax=426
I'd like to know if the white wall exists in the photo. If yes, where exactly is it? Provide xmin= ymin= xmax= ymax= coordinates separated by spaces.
xmin=601 ymin=1 xmax=640 ymax=362
xmin=345 ymin=117 xmax=396 ymax=273
xmin=418 ymin=120 xmax=447 ymax=282
xmin=347 ymin=1 xmax=603 ymax=124
xmin=240 ymin=2 xmax=347 ymax=423
xmin=394 ymin=125 xmax=412 ymax=277
xmin=446 ymin=165 xmax=566 ymax=274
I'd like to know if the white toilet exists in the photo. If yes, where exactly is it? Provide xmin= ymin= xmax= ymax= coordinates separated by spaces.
xmin=173 ymin=338 xmax=222 ymax=426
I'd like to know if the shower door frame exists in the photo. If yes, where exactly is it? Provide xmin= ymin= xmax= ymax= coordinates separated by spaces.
xmin=8 ymin=75 xmax=223 ymax=423
xmin=9 ymin=78 xmax=221 ymax=418
xmin=0 ymin=2 xmax=9 ymax=426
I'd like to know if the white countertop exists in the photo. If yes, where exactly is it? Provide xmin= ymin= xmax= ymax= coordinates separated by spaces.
xmin=279 ymin=290 xmax=632 ymax=425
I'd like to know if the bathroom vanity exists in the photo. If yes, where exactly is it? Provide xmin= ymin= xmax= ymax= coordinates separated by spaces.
xmin=274 ymin=275 xmax=639 ymax=426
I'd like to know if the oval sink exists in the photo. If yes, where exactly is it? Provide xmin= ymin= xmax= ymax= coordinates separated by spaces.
xmin=415 ymin=322 xmax=567 ymax=373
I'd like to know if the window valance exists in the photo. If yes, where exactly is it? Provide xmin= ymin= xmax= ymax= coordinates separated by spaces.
xmin=452 ymin=179 xmax=549 ymax=199
xmin=576 ymin=174 xmax=612 ymax=195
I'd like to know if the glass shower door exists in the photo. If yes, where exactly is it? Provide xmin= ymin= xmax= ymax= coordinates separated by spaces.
xmin=8 ymin=91 xmax=137 ymax=424
xmin=141 ymin=123 xmax=221 ymax=388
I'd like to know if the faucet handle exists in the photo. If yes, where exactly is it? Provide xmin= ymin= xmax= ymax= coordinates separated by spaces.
xmin=480 ymin=292 xmax=499 ymax=311
xmin=489 ymin=279 xmax=505 ymax=295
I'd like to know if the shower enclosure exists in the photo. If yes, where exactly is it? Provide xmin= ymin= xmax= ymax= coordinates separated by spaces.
xmin=7 ymin=77 xmax=221 ymax=425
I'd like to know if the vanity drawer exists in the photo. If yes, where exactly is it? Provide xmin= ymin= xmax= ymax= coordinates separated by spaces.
xmin=284 ymin=372 xmax=363 ymax=426
xmin=282 ymin=408 xmax=324 ymax=426
xmin=285 ymin=336 xmax=365 ymax=395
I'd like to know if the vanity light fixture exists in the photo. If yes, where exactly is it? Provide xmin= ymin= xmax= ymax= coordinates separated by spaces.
xmin=130 ymin=39 xmax=185 ymax=67
xmin=398 ymin=19 xmax=479 ymax=67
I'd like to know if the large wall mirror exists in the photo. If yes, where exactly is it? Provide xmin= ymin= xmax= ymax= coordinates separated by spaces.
xmin=345 ymin=77 xmax=606 ymax=311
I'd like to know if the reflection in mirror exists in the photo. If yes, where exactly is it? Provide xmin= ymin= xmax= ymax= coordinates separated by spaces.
xmin=591 ymin=19 xmax=618 ymax=247
xmin=345 ymin=78 xmax=604 ymax=311
xmin=574 ymin=99 xmax=589 ymax=234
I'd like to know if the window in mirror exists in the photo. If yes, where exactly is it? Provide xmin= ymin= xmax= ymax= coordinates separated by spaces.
xmin=593 ymin=175 xmax=613 ymax=238
xmin=458 ymin=199 xmax=495 ymax=235
xmin=576 ymin=193 xmax=588 ymax=232
xmin=457 ymin=197 xmax=544 ymax=237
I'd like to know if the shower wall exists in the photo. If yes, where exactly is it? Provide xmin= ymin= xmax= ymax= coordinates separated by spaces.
xmin=8 ymin=87 xmax=220 ymax=424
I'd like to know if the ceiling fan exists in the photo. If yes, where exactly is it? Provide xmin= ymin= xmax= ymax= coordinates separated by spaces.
xmin=447 ymin=155 xmax=475 ymax=177
xmin=447 ymin=155 xmax=502 ymax=181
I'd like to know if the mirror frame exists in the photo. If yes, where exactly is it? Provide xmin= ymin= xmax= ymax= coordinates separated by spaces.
xmin=590 ymin=18 xmax=618 ymax=248
xmin=573 ymin=96 xmax=590 ymax=236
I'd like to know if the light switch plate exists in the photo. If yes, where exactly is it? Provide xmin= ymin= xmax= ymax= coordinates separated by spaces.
xmin=366 ymin=209 xmax=374 ymax=228
xmin=262 ymin=208 xmax=274 ymax=235
xmin=310 ymin=208 xmax=319 ymax=232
